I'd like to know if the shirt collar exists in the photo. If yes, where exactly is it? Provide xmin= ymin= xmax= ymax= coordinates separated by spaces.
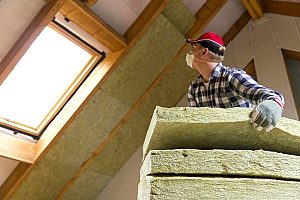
xmin=197 ymin=62 xmax=222 ymax=82
xmin=210 ymin=62 xmax=222 ymax=78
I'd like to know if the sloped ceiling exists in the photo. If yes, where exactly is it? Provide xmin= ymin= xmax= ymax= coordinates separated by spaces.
xmin=0 ymin=0 xmax=299 ymax=199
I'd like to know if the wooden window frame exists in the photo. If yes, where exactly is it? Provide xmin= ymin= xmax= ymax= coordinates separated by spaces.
xmin=0 ymin=0 xmax=127 ymax=163
xmin=0 ymin=22 xmax=103 ymax=137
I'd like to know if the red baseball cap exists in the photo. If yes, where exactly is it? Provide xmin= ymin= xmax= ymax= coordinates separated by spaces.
xmin=187 ymin=32 xmax=225 ymax=55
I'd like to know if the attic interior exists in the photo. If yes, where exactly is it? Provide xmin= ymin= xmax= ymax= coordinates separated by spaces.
xmin=0 ymin=0 xmax=300 ymax=199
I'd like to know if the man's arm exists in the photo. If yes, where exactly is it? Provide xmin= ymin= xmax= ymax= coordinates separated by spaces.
xmin=228 ymin=69 xmax=284 ymax=132
xmin=228 ymin=70 xmax=284 ymax=106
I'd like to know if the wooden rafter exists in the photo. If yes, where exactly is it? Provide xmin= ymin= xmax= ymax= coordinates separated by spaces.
xmin=187 ymin=0 xmax=228 ymax=38
xmin=223 ymin=11 xmax=251 ymax=46
xmin=79 ymin=0 xmax=97 ymax=7
xmin=55 ymin=0 xmax=228 ymax=199
xmin=262 ymin=0 xmax=300 ymax=18
xmin=124 ymin=0 xmax=169 ymax=43
xmin=282 ymin=49 xmax=300 ymax=62
xmin=244 ymin=59 xmax=257 ymax=80
xmin=60 ymin=0 xmax=127 ymax=52
xmin=242 ymin=0 xmax=264 ymax=21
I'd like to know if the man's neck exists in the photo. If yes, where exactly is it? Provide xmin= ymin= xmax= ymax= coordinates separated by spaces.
xmin=194 ymin=61 xmax=218 ymax=82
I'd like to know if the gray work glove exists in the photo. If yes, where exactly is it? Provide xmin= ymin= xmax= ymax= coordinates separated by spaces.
xmin=250 ymin=100 xmax=283 ymax=132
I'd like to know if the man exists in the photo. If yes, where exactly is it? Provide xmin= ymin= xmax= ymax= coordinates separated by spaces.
xmin=186 ymin=32 xmax=284 ymax=132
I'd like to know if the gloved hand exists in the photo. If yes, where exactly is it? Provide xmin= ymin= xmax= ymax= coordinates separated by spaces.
xmin=250 ymin=100 xmax=283 ymax=132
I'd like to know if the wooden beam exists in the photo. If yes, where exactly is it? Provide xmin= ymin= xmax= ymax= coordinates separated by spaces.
xmin=262 ymin=0 xmax=300 ymax=18
xmin=244 ymin=59 xmax=257 ymax=81
xmin=242 ymin=0 xmax=264 ymax=21
xmin=55 ymin=0 xmax=228 ymax=199
xmin=0 ymin=163 xmax=33 ymax=200
xmin=0 ymin=0 xmax=66 ymax=85
xmin=223 ymin=11 xmax=251 ymax=46
xmin=60 ymin=0 xmax=127 ymax=52
xmin=79 ymin=0 xmax=97 ymax=7
xmin=282 ymin=49 xmax=300 ymax=61
xmin=124 ymin=0 xmax=169 ymax=43
xmin=186 ymin=0 xmax=228 ymax=38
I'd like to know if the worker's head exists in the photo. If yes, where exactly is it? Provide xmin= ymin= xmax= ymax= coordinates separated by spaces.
xmin=186 ymin=32 xmax=225 ymax=66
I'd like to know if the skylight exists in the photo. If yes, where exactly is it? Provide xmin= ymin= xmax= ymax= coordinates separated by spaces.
xmin=0 ymin=25 xmax=100 ymax=135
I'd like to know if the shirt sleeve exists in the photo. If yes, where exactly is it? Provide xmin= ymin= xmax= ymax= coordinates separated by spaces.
xmin=188 ymin=84 xmax=198 ymax=107
xmin=228 ymin=69 xmax=285 ymax=108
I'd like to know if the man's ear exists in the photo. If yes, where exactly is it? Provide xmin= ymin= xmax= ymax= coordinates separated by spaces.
xmin=202 ymin=48 xmax=209 ymax=55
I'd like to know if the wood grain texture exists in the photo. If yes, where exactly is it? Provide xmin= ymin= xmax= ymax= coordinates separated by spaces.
xmin=186 ymin=0 xmax=228 ymax=38
xmin=60 ymin=0 xmax=127 ymax=52
xmin=242 ymin=0 xmax=264 ymax=21
xmin=262 ymin=0 xmax=300 ymax=17
xmin=124 ymin=0 xmax=169 ymax=43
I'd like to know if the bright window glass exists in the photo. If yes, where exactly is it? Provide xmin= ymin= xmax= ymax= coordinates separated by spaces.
xmin=0 ymin=26 xmax=92 ymax=129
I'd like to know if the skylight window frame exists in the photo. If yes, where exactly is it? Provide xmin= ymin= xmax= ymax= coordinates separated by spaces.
xmin=0 ymin=19 xmax=103 ymax=137
xmin=0 ymin=0 xmax=127 ymax=164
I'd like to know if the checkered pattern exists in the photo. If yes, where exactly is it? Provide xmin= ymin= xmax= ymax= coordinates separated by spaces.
xmin=188 ymin=64 xmax=284 ymax=108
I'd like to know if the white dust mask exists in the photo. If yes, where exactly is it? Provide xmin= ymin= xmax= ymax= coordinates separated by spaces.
xmin=186 ymin=49 xmax=203 ymax=68
xmin=186 ymin=53 xmax=194 ymax=68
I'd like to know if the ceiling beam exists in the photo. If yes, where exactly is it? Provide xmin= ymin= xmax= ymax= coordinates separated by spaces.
xmin=187 ymin=0 xmax=228 ymax=38
xmin=262 ymin=0 xmax=300 ymax=18
xmin=222 ymin=11 xmax=251 ymax=46
xmin=242 ymin=0 xmax=264 ymax=21
xmin=55 ymin=0 xmax=228 ymax=198
xmin=282 ymin=49 xmax=300 ymax=61
xmin=60 ymin=0 xmax=127 ymax=52
xmin=124 ymin=0 xmax=169 ymax=43
xmin=244 ymin=59 xmax=256 ymax=79
xmin=79 ymin=0 xmax=97 ymax=7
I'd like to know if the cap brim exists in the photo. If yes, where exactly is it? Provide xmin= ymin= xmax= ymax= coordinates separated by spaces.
xmin=186 ymin=39 xmax=200 ymax=43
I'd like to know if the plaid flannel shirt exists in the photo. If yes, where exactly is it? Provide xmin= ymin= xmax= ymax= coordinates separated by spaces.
xmin=188 ymin=63 xmax=284 ymax=108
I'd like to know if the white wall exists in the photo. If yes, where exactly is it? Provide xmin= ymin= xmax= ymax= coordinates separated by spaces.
xmin=224 ymin=13 xmax=300 ymax=120
xmin=96 ymin=13 xmax=300 ymax=200
xmin=0 ymin=156 xmax=19 ymax=186
xmin=96 ymin=146 xmax=143 ymax=200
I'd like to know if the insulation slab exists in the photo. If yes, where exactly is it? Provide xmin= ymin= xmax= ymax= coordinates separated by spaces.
xmin=143 ymin=107 xmax=300 ymax=158
xmin=138 ymin=176 xmax=300 ymax=200
xmin=142 ymin=149 xmax=300 ymax=180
